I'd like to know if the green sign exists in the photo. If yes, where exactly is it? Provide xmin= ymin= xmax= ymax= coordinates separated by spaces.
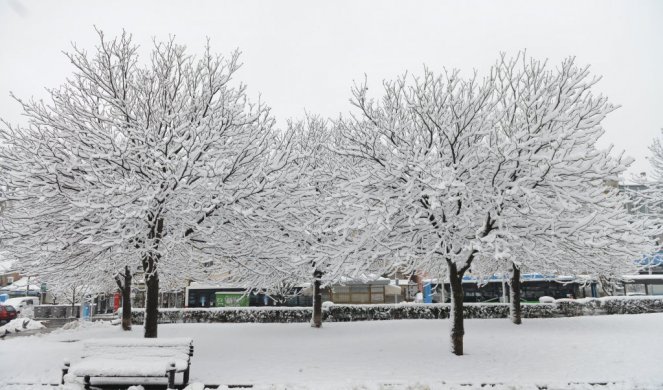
xmin=40 ymin=282 xmax=47 ymax=292
xmin=215 ymin=292 xmax=248 ymax=307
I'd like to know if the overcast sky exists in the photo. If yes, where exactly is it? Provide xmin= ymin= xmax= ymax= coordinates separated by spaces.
xmin=1 ymin=0 xmax=661 ymax=178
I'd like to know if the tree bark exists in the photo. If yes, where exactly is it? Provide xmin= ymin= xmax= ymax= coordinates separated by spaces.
xmin=509 ymin=262 xmax=522 ymax=325
xmin=311 ymin=269 xmax=323 ymax=328
xmin=143 ymin=214 xmax=163 ymax=338
xmin=114 ymin=265 xmax=133 ymax=331
xmin=72 ymin=288 xmax=76 ymax=316
xmin=448 ymin=262 xmax=465 ymax=356
xmin=122 ymin=267 xmax=132 ymax=331
xmin=144 ymin=267 xmax=159 ymax=338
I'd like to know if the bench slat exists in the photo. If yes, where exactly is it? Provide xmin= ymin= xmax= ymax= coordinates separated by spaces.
xmin=83 ymin=337 xmax=192 ymax=348
xmin=82 ymin=346 xmax=191 ymax=358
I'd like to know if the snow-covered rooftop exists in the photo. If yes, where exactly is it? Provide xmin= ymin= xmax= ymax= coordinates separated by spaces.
xmin=337 ymin=274 xmax=391 ymax=285
xmin=0 ymin=260 xmax=15 ymax=274
xmin=187 ymin=281 xmax=245 ymax=290
xmin=0 ymin=276 xmax=40 ymax=292
xmin=622 ymin=274 xmax=663 ymax=281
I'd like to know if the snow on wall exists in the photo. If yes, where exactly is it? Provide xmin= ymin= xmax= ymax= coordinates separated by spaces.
xmin=128 ymin=296 xmax=663 ymax=324
xmin=0 ymin=318 xmax=45 ymax=334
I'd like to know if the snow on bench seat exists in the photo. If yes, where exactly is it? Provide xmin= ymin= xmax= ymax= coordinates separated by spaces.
xmin=70 ymin=358 xmax=175 ymax=377
xmin=63 ymin=337 xmax=194 ymax=389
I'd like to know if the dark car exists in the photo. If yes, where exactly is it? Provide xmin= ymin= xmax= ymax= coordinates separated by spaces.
xmin=0 ymin=304 xmax=18 ymax=325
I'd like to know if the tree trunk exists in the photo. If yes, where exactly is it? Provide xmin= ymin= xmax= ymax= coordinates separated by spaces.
xmin=448 ymin=262 xmax=465 ymax=356
xmin=143 ymin=215 xmax=163 ymax=338
xmin=311 ymin=269 xmax=323 ymax=328
xmin=509 ymin=263 xmax=522 ymax=325
xmin=144 ymin=269 xmax=159 ymax=338
xmin=121 ymin=266 xmax=132 ymax=331
xmin=115 ymin=266 xmax=133 ymax=331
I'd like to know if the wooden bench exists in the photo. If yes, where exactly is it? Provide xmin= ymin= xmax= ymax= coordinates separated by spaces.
xmin=62 ymin=337 xmax=194 ymax=389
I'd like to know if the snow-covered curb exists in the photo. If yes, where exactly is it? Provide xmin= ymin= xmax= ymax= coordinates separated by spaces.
xmin=128 ymin=296 xmax=663 ymax=324
xmin=54 ymin=380 xmax=662 ymax=390
xmin=181 ymin=381 xmax=662 ymax=390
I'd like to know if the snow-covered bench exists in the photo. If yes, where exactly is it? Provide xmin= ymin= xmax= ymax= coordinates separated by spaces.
xmin=62 ymin=337 xmax=194 ymax=389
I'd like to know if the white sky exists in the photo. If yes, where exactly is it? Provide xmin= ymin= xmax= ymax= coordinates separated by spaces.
xmin=1 ymin=0 xmax=661 ymax=178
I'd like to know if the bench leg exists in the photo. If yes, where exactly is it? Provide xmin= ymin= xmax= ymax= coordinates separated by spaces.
xmin=183 ymin=364 xmax=190 ymax=385
xmin=167 ymin=362 xmax=176 ymax=390
xmin=84 ymin=375 xmax=91 ymax=390
xmin=61 ymin=361 xmax=70 ymax=384
xmin=184 ymin=345 xmax=193 ymax=386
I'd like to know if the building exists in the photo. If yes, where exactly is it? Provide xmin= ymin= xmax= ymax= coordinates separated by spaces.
xmin=0 ymin=260 xmax=20 ymax=288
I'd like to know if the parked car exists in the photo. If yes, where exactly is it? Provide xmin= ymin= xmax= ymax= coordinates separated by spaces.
xmin=0 ymin=304 xmax=18 ymax=325
xmin=2 ymin=297 xmax=39 ymax=317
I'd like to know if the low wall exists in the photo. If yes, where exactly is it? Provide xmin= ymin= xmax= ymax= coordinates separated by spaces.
xmin=34 ymin=305 xmax=81 ymax=319
xmin=128 ymin=296 xmax=663 ymax=324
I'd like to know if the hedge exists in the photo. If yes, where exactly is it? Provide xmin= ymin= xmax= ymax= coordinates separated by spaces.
xmin=128 ymin=296 xmax=663 ymax=324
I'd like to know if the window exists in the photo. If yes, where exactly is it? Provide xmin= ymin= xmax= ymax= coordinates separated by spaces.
xmin=335 ymin=293 xmax=350 ymax=303
xmin=333 ymin=285 xmax=390 ymax=304
xmin=351 ymin=293 xmax=370 ymax=303
xmin=350 ymin=286 xmax=369 ymax=303
xmin=371 ymin=285 xmax=385 ymax=303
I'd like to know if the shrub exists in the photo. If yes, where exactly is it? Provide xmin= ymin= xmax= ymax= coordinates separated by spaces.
xmin=129 ymin=297 xmax=663 ymax=324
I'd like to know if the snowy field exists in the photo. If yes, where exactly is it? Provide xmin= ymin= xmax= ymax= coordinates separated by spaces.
xmin=2 ymin=314 xmax=663 ymax=389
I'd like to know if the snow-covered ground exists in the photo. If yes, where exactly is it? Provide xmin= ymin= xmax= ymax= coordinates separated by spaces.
xmin=2 ymin=314 xmax=662 ymax=389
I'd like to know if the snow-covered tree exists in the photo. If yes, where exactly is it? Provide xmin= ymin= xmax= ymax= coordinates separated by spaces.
xmin=471 ymin=54 xmax=657 ymax=324
xmin=648 ymin=130 xmax=663 ymax=249
xmin=649 ymin=130 xmax=663 ymax=182
xmin=9 ymin=241 xmax=121 ymax=307
xmin=285 ymin=117 xmax=392 ymax=327
xmin=623 ymin=129 xmax=663 ymax=271
xmin=276 ymin=117 xmax=344 ymax=328
xmin=335 ymin=54 xmax=657 ymax=355
xmin=336 ymin=68 xmax=498 ymax=355
xmin=233 ymin=116 xmax=388 ymax=327
xmin=0 ymin=30 xmax=294 ymax=337
xmin=643 ymin=129 xmax=663 ymax=234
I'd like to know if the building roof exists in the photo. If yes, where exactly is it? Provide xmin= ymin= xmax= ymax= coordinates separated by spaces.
xmin=622 ymin=274 xmax=663 ymax=282
xmin=0 ymin=279 xmax=40 ymax=292
xmin=338 ymin=274 xmax=391 ymax=285
xmin=0 ymin=260 xmax=15 ymax=274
